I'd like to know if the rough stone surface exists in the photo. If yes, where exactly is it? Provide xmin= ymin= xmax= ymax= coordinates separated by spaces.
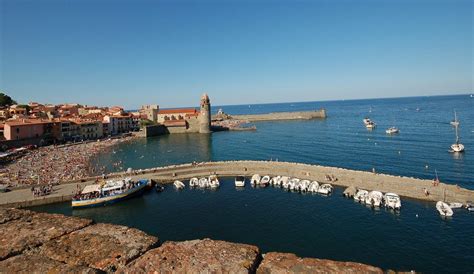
xmin=0 ymin=208 xmax=33 ymax=224
xmin=0 ymin=253 xmax=101 ymax=274
xmin=122 ymin=238 xmax=261 ymax=273
xmin=36 ymin=223 xmax=158 ymax=272
xmin=0 ymin=211 xmax=92 ymax=260
xmin=257 ymin=252 xmax=383 ymax=274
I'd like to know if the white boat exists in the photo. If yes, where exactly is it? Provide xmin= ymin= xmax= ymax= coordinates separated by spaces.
xmin=343 ymin=186 xmax=357 ymax=198
xmin=173 ymin=180 xmax=185 ymax=190
xmin=72 ymin=178 xmax=148 ymax=209
xmin=450 ymin=117 xmax=464 ymax=153
xmin=317 ymin=183 xmax=333 ymax=195
xmin=288 ymin=178 xmax=300 ymax=191
xmin=436 ymin=201 xmax=453 ymax=217
xmin=309 ymin=181 xmax=319 ymax=193
xmin=383 ymin=193 xmax=401 ymax=210
xmin=363 ymin=117 xmax=372 ymax=125
xmin=270 ymin=176 xmax=281 ymax=186
xmin=448 ymin=202 xmax=463 ymax=209
xmin=260 ymin=176 xmax=271 ymax=186
xmin=250 ymin=174 xmax=261 ymax=186
xmin=235 ymin=176 xmax=245 ymax=187
xmin=279 ymin=176 xmax=289 ymax=188
xmin=198 ymin=177 xmax=208 ymax=188
xmin=365 ymin=191 xmax=383 ymax=207
xmin=208 ymin=175 xmax=220 ymax=188
xmin=189 ymin=177 xmax=199 ymax=187
xmin=450 ymin=111 xmax=460 ymax=127
xmin=354 ymin=189 xmax=369 ymax=202
xmin=299 ymin=180 xmax=311 ymax=192
xmin=366 ymin=122 xmax=376 ymax=129
xmin=385 ymin=127 xmax=399 ymax=134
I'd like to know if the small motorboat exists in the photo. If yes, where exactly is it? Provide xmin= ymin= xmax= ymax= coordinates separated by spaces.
xmin=155 ymin=183 xmax=165 ymax=193
xmin=208 ymin=175 xmax=220 ymax=188
xmin=279 ymin=176 xmax=289 ymax=188
xmin=448 ymin=202 xmax=463 ymax=209
xmin=299 ymin=180 xmax=311 ymax=192
xmin=366 ymin=122 xmax=376 ymax=129
xmin=173 ymin=180 xmax=185 ymax=190
xmin=198 ymin=178 xmax=208 ymax=188
xmin=343 ymin=186 xmax=357 ymax=198
xmin=189 ymin=177 xmax=199 ymax=187
xmin=383 ymin=193 xmax=401 ymax=210
xmin=309 ymin=181 xmax=319 ymax=193
xmin=270 ymin=176 xmax=281 ymax=186
xmin=436 ymin=201 xmax=453 ymax=217
xmin=235 ymin=176 xmax=245 ymax=187
xmin=317 ymin=183 xmax=333 ymax=195
xmin=365 ymin=191 xmax=383 ymax=207
xmin=363 ymin=117 xmax=372 ymax=125
xmin=354 ymin=189 xmax=369 ymax=202
xmin=251 ymin=174 xmax=261 ymax=186
xmin=260 ymin=176 xmax=271 ymax=186
xmin=288 ymin=178 xmax=300 ymax=191
xmin=386 ymin=127 xmax=399 ymax=134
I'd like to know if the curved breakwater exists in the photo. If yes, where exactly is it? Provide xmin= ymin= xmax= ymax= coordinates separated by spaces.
xmin=2 ymin=160 xmax=473 ymax=208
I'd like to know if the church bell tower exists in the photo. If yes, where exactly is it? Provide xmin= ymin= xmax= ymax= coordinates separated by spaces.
xmin=199 ymin=93 xmax=211 ymax=133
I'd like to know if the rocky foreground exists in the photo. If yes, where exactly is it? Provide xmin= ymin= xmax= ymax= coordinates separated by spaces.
xmin=0 ymin=208 xmax=383 ymax=273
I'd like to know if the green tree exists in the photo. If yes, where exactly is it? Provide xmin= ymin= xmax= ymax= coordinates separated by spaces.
xmin=0 ymin=93 xmax=17 ymax=107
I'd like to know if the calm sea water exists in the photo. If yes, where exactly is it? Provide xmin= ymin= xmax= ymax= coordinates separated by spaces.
xmin=33 ymin=95 xmax=474 ymax=272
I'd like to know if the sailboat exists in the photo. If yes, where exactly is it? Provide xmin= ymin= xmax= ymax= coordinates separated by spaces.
xmin=450 ymin=123 xmax=465 ymax=153
xmin=450 ymin=111 xmax=460 ymax=127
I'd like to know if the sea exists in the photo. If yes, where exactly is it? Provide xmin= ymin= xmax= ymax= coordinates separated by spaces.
xmin=32 ymin=94 xmax=474 ymax=272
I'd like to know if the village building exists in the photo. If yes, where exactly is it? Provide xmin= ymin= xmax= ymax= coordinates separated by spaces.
xmin=140 ymin=105 xmax=159 ymax=122
xmin=3 ymin=119 xmax=53 ymax=141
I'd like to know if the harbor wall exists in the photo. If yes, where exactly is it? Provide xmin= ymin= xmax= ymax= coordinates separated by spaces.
xmin=0 ymin=208 xmax=384 ymax=273
xmin=1 ymin=160 xmax=473 ymax=208
xmin=230 ymin=109 xmax=326 ymax=122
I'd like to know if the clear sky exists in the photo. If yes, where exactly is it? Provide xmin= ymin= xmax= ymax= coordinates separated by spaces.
xmin=0 ymin=0 xmax=472 ymax=109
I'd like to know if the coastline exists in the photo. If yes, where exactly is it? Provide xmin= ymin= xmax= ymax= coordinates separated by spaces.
xmin=1 ymin=160 xmax=473 ymax=208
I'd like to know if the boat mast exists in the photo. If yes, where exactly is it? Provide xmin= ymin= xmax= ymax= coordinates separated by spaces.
xmin=455 ymin=124 xmax=460 ymax=144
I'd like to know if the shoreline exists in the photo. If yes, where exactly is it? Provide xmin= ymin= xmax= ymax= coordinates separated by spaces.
xmin=1 ymin=160 xmax=473 ymax=208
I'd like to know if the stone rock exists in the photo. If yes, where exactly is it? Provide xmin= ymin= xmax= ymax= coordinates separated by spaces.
xmin=0 ymin=253 xmax=101 ymax=273
xmin=257 ymin=252 xmax=383 ymax=274
xmin=0 ymin=212 xmax=92 ymax=260
xmin=36 ymin=223 xmax=158 ymax=272
xmin=0 ymin=208 xmax=33 ymax=224
xmin=122 ymin=238 xmax=261 ymax=273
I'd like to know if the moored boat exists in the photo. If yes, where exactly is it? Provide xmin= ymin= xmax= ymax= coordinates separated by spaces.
xmin=365 ymin=191 xmax=383 ymax=207
xmin=260 ymin=175 xmax=271 ymax=186
xmin=155 ymin=183 xmax=165 ymax=193
xmin=174 ymin=180 xmax=185 ymax=190
xmin=198 ymin=177 xmax=209 ymax=188
xmin=386 ymin=127 xmax=399 ymax=134
xmin=343 ymin=186 xmax=357 ymax=198
xmin=354 ymin=189 xmax=369 ymax=202
xmin=448 ymin=202 xmax=463 ymax=209
xmin=189 ymin=177 xmax=199 ymax=187
xmin=72 ymin=178 xmax=148 ymax=209
xmin=209 ymin=175 xmax=220 ymax=188
xmin=383 ymin=193 xmax=401 ymax=210
xmin=317 ymin=183 xmax=333 ymax=195
xmin=309 ymin=181 xmax=319 ymax=193
xmin=235 ymin=176 xmax=245 ymax=187
xmin=436 ymin=201 xmax=453 ymax=217
xmin=251 ymin=174 xmax=261 ymax=186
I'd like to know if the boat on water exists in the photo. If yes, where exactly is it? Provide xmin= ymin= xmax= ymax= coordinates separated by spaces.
xmin=450 ymin=122 xmax=465 ymax=153
xmin=174 ymin=180 xmax=185 ymax=190
xmin=235 ymin=176 xmax=245 ymax=187
xmin=279 ymin=176 xmax=289 ymax=188
xmin=436 ymin=201 xmax=453 ymax=217
xmin=288 ymin=178 xmax=300 ymax=191
xmin=383 ymin=193 xmax=401 ymax=210
xmin=209 ymin=175 xmax=220 ymax=188
xmin=366 ymin=121 xmax=376 ymax=129
xmin=317 ymin=183 xmax=333 ymax=195
xmin=155 ymin=183 xmax=165 ymax=193
xmin=450 ymin=111 xmax=460 ymax=127
xmin=309 ymin=181 xmax=319 ymax=193
xmin=270 ymin=176 xmax=281 ymax=186
xmin=365 ymin=191 xmax=383 ymax=207
xmin=363 ymin=117 xmax=372 ymax=125
xmin=189 ymin=177 xmax=199 ymax=187
xmin=343 ymin=186 xmax=357 ymax=198
xmin=386 ymin=127 xmax=399 ymax=134
xmin=198 ymin=177 xmax=208 ymax=188
xmin=299 ymin=180 xmax=311 ymax=192
xmin=448 ymin=202 xmax=463 ymax=209
xmin=250 ymin=174 xmax=261 ymax=186
xmin=260 ymin=175 xmax=271 ymax=186
xmin=354 ymin=189 xmax=369 ymax=202
xmin=72 ymin=178 xmax=148 ymax=209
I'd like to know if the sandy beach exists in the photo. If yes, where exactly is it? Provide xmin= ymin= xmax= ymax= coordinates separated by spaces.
xmin=0 ymin=136 xmax=134 ymax=187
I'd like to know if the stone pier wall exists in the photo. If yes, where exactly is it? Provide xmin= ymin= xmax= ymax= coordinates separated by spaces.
xmin=0 ymin=208 xmax=384 ymax=273
xmin=1 ymin=161 xmax=473 ymax=208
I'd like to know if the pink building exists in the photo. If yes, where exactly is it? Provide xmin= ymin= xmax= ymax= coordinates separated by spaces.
xmin=3 ymin=119 xmax=53 ymax=140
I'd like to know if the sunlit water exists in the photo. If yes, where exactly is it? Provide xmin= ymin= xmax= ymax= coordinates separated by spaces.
xmin=33 ymin=95 xmax=474 ymax=272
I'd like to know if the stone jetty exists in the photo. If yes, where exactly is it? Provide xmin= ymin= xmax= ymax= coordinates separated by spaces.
xmin=0 ymin=208 xmax=383 ymax=273
xmin=228 ymin=109 xmax=326 ymax=122
xmin=1 ymin=160 xmax=473 ymax=208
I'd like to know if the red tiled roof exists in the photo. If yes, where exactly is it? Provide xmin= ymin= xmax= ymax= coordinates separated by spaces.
xmin=5 ymin=119 xmax=52 ymax=127
xmin=158 ymin=108 xmax=197 ymax=115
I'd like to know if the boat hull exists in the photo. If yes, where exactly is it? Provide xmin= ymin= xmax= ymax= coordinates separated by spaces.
xmin=72 ymin=181 xmax=147 ymax=209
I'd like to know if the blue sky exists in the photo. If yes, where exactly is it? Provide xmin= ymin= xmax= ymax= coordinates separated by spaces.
xmin=0 ymin=0 xmax=472 ymax=108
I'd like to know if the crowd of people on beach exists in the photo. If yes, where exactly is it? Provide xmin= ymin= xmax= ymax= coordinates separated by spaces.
xmin=0 ymin=137 xmax=132 ymax=187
